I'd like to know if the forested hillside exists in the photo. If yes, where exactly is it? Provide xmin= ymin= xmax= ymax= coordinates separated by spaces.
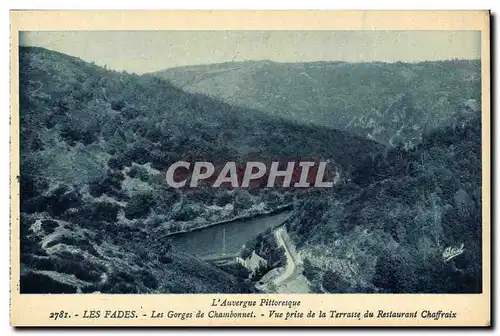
xmin=155 ymin=60 xmax=481 ymax=147
xmin=18 ymin=46 xmax=482 ymax=294
xmin=19 ymin=47 xmax=382 ymax=293
xmin=288 ymin=116 xmax=482 ymax=293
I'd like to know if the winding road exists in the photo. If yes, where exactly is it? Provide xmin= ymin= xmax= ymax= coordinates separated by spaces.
xmin=273 ymin=227 xmax=298 ymax=286
xmin=257 ymin=227 xmax=310 ymax=293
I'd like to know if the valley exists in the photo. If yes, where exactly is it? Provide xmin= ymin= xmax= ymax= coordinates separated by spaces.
xmin=19 ymin=46 xmax=482 ymax=294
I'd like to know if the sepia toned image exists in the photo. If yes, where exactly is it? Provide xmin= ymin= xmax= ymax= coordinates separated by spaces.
xmin=10 ymin=11 xmax=490 ymax=327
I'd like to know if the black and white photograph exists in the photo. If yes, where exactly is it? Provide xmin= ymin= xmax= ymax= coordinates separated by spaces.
xmin=14 ymin=26 xmax=488 ymax=301
xmin=17 ymin=29 xmax=484 ymax=296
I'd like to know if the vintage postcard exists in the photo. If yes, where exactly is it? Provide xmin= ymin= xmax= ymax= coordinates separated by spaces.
xmin=10 ymin=10 xmax=490 ymax=327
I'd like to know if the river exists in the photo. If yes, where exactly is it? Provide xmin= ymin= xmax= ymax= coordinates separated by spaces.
xmin=169 ymin=210 xmax=293 ymax=261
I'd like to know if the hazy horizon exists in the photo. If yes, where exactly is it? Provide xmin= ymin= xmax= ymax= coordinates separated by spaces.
xmin=20 ymin=31 xmax=481 ymax=74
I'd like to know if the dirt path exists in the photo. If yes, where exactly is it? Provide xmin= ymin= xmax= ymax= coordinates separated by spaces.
xmin=266 ymin=227 xmax=310 ymax=293
xmin=273 ymin=227 xmax=297 ymax=285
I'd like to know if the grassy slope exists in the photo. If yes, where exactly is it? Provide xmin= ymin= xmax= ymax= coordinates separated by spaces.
xmin=155 ymin=60 xmax=481 ymax=147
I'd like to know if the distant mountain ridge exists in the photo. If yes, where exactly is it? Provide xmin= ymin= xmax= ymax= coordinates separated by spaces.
xmin=153 ymin=59 xmax=481 ymax=147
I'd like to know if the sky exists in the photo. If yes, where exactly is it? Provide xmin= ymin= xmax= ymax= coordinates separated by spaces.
xmin=20 ymin=31 xmax=481 ymax=74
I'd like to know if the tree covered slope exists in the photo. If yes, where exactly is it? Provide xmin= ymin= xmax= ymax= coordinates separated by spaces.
xmin=154 ymin=60 xmax=481 ymax=147
xmin=287 ymin=116 xmax=482 ymax=293
xmin=18 ymin=46 xmax=482 ymax=294
xmin=19 ymin=47 xmax=382 ymax=293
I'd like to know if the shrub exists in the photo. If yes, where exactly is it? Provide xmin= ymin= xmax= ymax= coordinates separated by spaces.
xmin=60 ymin=125 xmax=98 ymax=146
xmin=45 ymin=185 xmax=83 ymax=217
xmin=91 ymin=201 xmax=121 ymax=222
xmin=124 ymin=192 xmax=155 ymax=219
xmin=111 ymin=99 xmax=125 ymax=111
xmin=214 ymin=191 xmax=233 ymax=207
xmin=40 ymin=219 xmax=59 ymax=234
xmin=153 ymin=186 xmax=180 ymax=213
xmin=127 ymin=165 xmax=150 ymax=182
xmin=322 ymin=270 xmax=351 ymax=293
xmin=233 ymin=190 xmax=253 ymax=212
xmin=50 ymin=252 xmax=104 ymax=283
xmin=63 ymin=201 xmax=120 ymax=227
xmin=89 ymin=169 xmax=125 ymax=197
xmin=140 ymin=269 xmax=158 ymax=289
xmin=170 ymin=205 xmax=200 ymax=222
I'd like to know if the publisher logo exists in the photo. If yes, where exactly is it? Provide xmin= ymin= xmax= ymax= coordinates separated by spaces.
xmin=442 ymin=244 xmax=465 ymax=262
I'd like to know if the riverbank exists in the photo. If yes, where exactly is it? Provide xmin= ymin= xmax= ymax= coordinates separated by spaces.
xmin=165 ymin=203 xmax=294 ymax=237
